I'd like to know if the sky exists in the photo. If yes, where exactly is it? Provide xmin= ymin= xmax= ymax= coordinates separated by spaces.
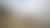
xmin=2 ymin=0 xmax=48 ymax=16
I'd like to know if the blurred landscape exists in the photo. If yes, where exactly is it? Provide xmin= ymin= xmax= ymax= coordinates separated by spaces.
xmin=0 ymin=0 xmax=49 ymax=28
